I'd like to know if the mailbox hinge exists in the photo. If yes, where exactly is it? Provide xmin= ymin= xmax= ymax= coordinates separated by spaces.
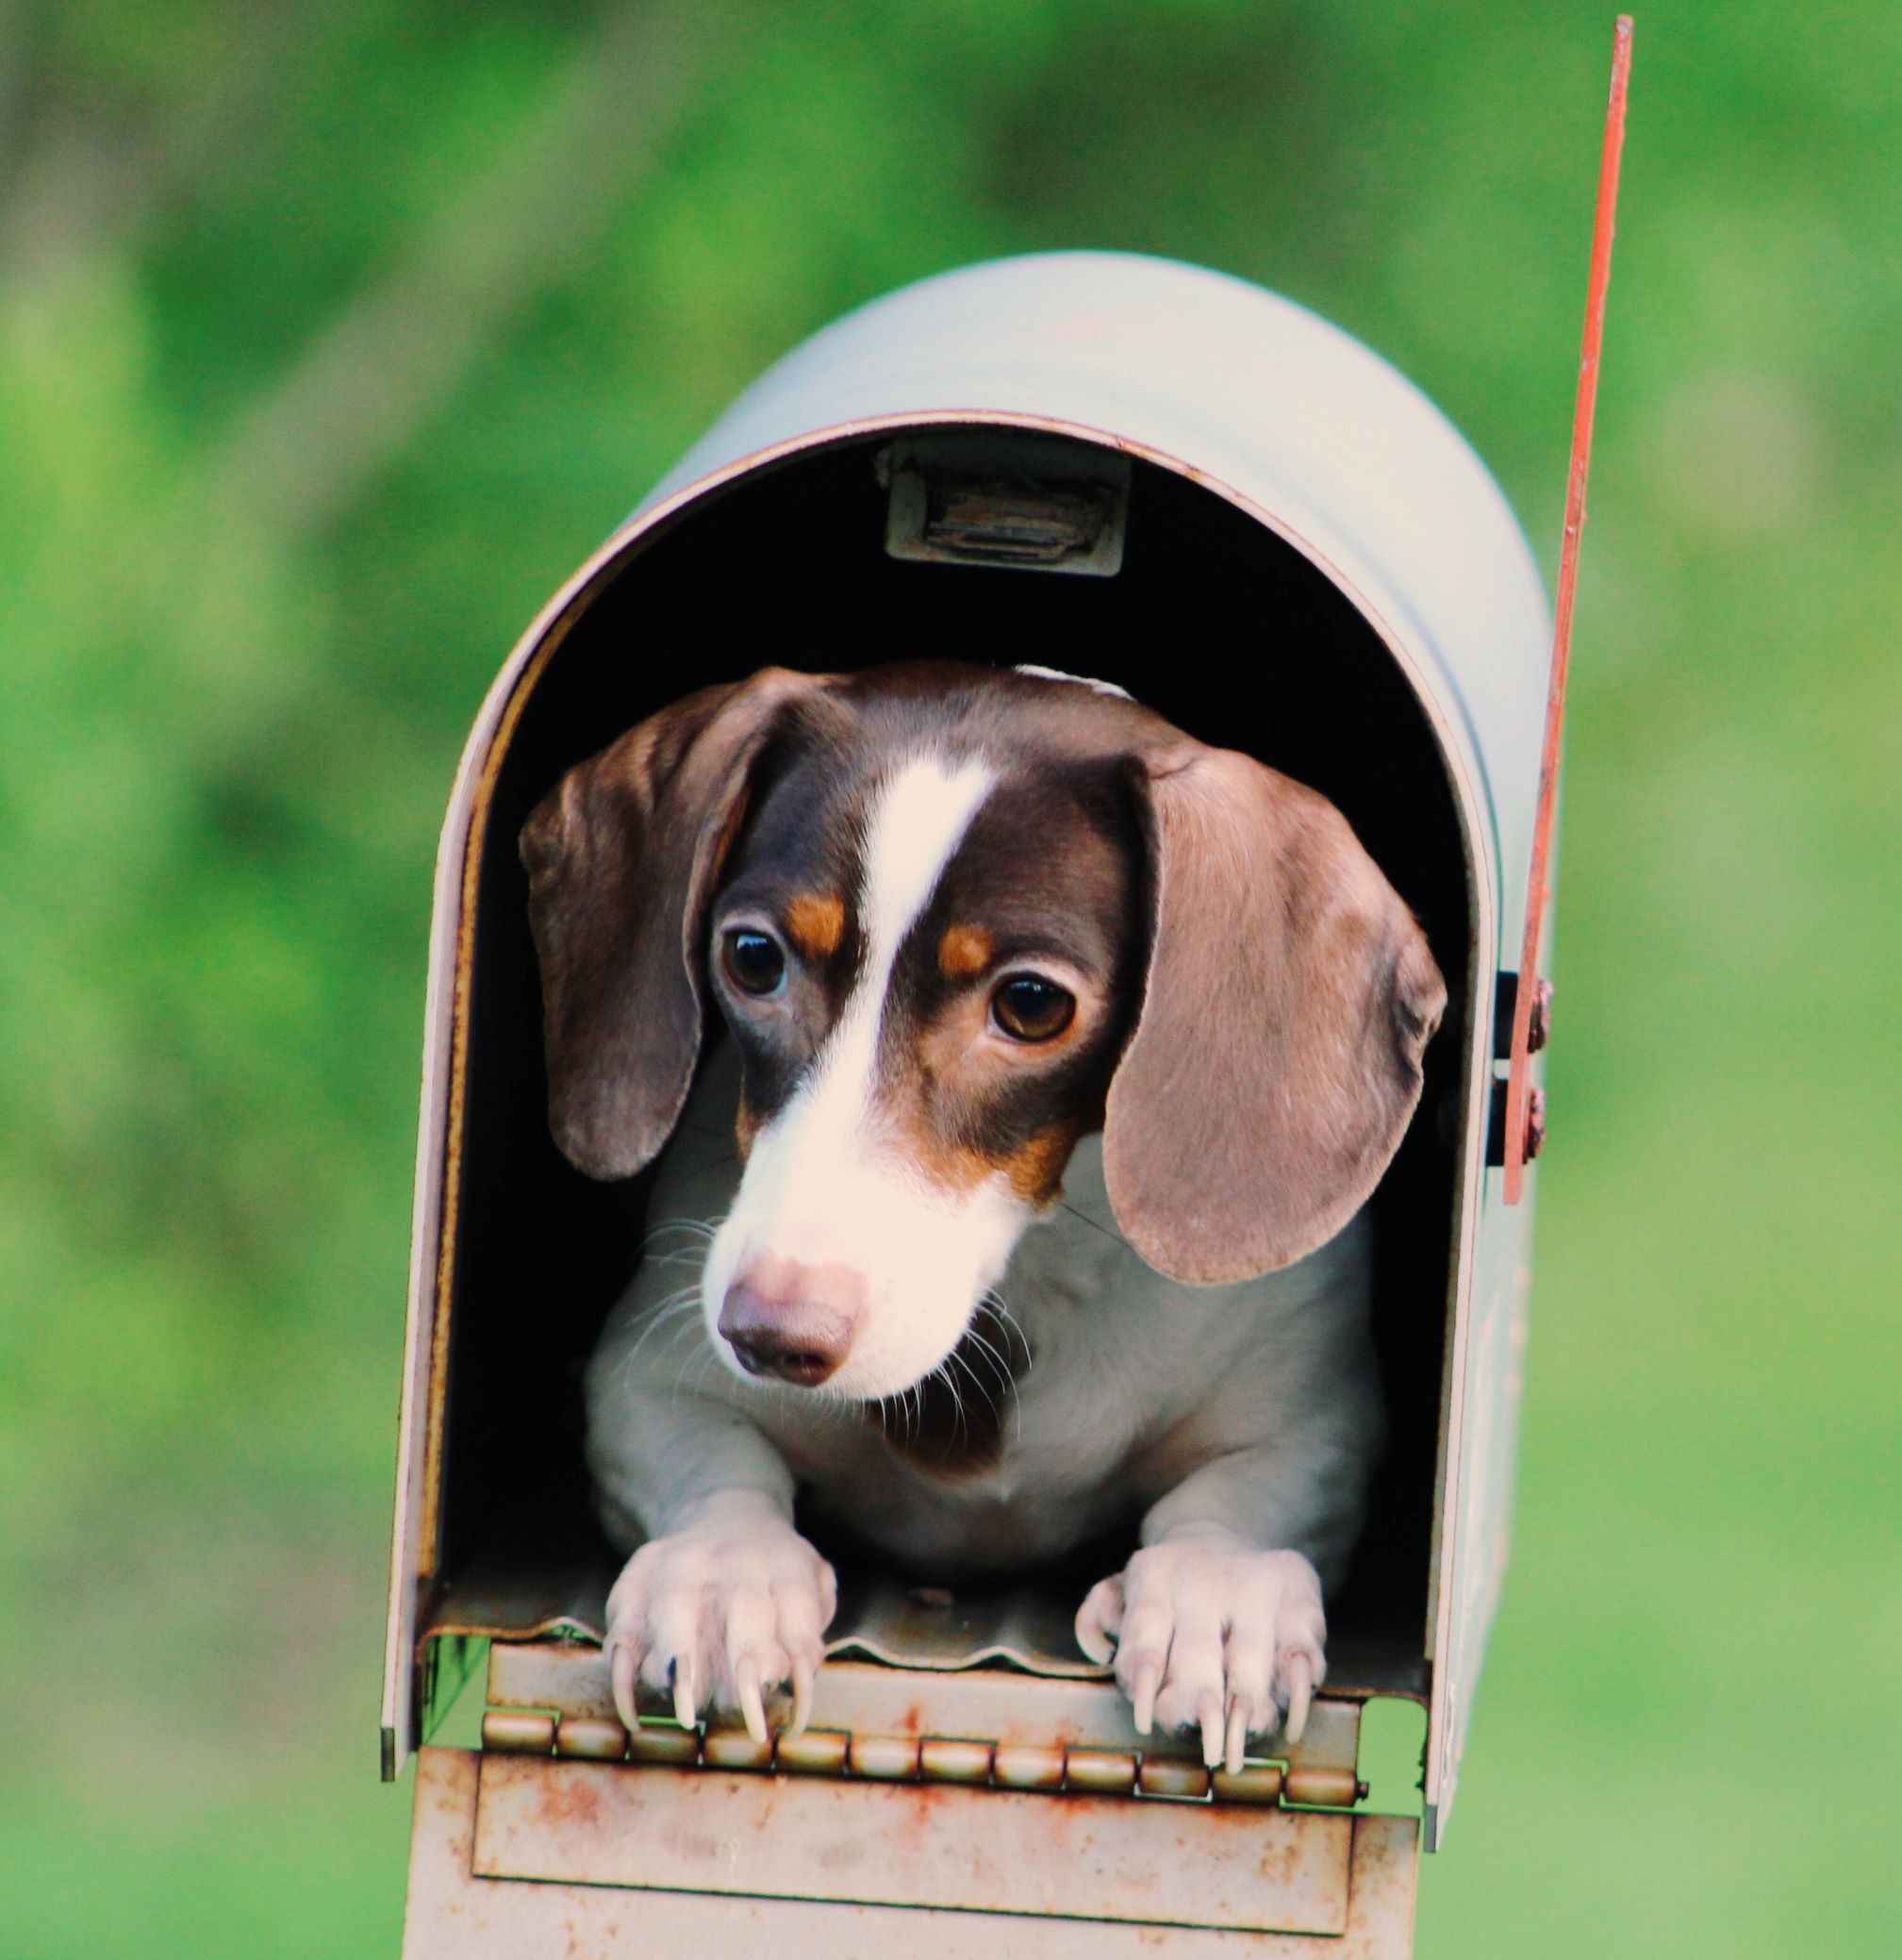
xmin=478 ymin=1705 xmax=1365 ymax=1811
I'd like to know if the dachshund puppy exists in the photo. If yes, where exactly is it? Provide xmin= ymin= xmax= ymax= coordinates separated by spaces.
xmin=522 ymin=661 xmax=1444 ymax=1773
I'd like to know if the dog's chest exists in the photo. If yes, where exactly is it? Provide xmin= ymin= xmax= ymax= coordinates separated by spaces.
xmin=750 ymin=1139 xmax=1345 ymax=1571
xmin=607 ymin=1053 xmax=1372 ymax=1574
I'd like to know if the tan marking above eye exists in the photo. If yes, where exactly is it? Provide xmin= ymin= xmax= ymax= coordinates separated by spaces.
xmin=937 ymin=923 xmax=995 ymax=980
xmin=784 ymin=892 xmax=846 ymax=961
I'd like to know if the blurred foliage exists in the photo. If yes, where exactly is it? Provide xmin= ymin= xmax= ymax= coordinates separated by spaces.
xmin=1 ymin=1 xmax=1897 ymax=1952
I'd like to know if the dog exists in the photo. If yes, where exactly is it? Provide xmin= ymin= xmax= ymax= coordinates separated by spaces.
xmin=521 ymin=660 xmax=1445 ymax=1774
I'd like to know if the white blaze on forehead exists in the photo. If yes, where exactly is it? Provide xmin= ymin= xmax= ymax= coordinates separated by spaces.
xmin=701 ymin=748 xmax=1017 ymax=1401
xmin=801 ymin=751 xmax=995 ymax=1149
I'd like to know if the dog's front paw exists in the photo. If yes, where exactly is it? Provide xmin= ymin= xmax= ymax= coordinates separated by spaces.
xmin=1075 ymin=1531 xmax=1326 ymax=1773
xmin=604 ymin=1494 xmax=837 ymax=1743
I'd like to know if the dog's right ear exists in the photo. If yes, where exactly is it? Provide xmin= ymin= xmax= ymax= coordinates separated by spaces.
xmin=1103 ymin=741 xmax=1446 ymax=1283
xmin=520 ymin=667 xmax=831 ymax=1180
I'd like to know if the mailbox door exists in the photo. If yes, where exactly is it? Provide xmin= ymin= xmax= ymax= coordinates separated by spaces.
xmin=403 ymin=1645 xmax=1423 ymax=1957
xmin=405 ymin=1749 xmax=1421 ymax=1960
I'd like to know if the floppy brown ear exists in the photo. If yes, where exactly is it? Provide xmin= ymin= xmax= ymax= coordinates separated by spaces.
xmin=519 ymin=667 xmax=831 ymax=1179
xmin=1103 ymin=743 xmax=1447 ymax=1283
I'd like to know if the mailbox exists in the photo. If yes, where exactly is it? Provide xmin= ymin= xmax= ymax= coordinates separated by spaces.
xmin=385 ymin=250 xmax=1552 ymax=1955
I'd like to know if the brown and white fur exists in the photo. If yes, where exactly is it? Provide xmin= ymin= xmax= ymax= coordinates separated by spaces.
xmin=522 ymin=662 xmax=1445 ymax=1775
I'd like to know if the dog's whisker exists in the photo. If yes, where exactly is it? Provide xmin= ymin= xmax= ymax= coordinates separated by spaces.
xmin=638 ymin=1213 xmax=722 ymax=1250
xmin=929 ymin=1357 xmax=969 ymax=1445
xmin=979 ymin=1286 xmax=1027 ymax=1340
xmin=963 ymin=1313 xmax=1027 ymax=1404
xmin=954 ymin=1351 xmax=1003 ymax=1424
xmin=643 ymin=1248 xmax=710 ymax=1272
xmin=1055 ymin=1200 xmax=1132 ymax=1253
xmin=960 ymin=1325 xmax=1011 ymax=1383
xmin=620 ymin=1296 xmax=706 ymax=1372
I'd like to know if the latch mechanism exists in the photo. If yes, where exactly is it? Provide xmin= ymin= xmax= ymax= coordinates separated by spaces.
xmin=879 ymin=433 xmax=1132 ymax=577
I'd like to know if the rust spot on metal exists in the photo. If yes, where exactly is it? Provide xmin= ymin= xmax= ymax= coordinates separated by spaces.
xmin=1283 ymin=1765 xmax=1363 ymax=1809
xmin=774 ymin=1729 xmax=848 ymax=1776
xmin=1211 ymin=1762 xmax=1284 ymax=1805
xmin=919 ymin=1737 xmax=994 ymax=1785
xmin=524 ymin=1759 xmax=606 ymax=1834
xmin=481 ymin=1708 xmax=555 ymax=1755
xmin=1064 ymin=1747 xmax=1138 ymax=1796
xmin=849 ymin=1733 xmax=921 ymax=1779
xmin=703 ymin=1726 xmax=774 ymax=1771
xmin=554 ymin=1715 xmax=628 ymax=1762
xmin=993 ymin=1742 xmax=1067 ymax=1790
xmin=627 ymin=1724 xmax=700 ymax=1766
xmin=1137 ymin=1757 xmax=1211 ymax=1801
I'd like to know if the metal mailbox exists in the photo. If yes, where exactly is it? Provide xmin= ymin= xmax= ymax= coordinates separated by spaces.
xmin=385 ymin=251 xmax=1553 ymax=1955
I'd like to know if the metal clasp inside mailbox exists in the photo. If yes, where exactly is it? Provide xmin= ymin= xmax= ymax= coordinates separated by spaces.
xmin=385 ymin=252 xmax=1554 ymax=1957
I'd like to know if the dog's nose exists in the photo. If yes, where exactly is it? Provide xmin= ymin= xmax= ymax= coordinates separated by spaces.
xmin=718 ymin=1261 xmax=862 ymax=1387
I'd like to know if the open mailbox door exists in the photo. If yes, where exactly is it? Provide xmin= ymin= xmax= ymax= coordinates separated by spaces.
xmin=383 ymin=251 xmax=1562 ymax=1954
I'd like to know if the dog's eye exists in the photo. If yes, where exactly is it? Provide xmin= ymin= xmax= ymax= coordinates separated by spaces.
xmin=991 ymin=973 xmax=1076 ymax=1042
xmin=722 ymin=928 xmax=787 ymax=997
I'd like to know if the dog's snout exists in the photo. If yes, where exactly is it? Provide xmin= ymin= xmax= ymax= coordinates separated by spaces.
xmin=718 ymin=1260 xmax=863 ymax=1387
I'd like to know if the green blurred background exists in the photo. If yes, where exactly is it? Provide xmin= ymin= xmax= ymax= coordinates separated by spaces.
xmin=2 ymin=1 xmax=1897 ymax=1952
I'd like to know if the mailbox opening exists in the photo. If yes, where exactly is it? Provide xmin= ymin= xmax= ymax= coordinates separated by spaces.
xmin=410 ymin=427 xmax=1473 ymax=1727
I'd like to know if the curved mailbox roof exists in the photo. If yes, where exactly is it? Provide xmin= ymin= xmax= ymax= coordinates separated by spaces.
xmin=645 ymin=250 xmax=1551 ymax=961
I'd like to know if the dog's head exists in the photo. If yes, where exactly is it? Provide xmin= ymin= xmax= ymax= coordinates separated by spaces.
xmin=522 ymin=663 xmax=1445 ymax=1402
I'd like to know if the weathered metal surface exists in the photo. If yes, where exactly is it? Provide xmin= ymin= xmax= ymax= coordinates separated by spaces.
xmin=625 ymin=1723 xmax=701 ymax=1767
xmin=471 ymin=1752 xmax=1353 ymax=1935
xmin=1486 ymin=1079 xmax=1548 ymax=1169
xmin=850 ymin=1735 xmax=921 ymax=1781
xmin=490 ymin=1669 xmax=1359 ymax=1813
xmin=1062 ymin=1748 xmax=1137 ymax=1797
xmin=918 ymin=1738 xmax=994 ymax=1786
xmin=704 ymin=1726 xmax=775 ymax=1771
xmin=1283 ymin=1768 xmax=1366 ymax=1811
xmin=481 ymin=1710 xmax=554 ymax=1755
xmin=487 ymin=1645 xmax=1364 ymax=1776
xmin=1211 ymin=1765 xmax=1285 ymax=1806
xmin=409 ymin=1747 xmax=1421 ymax=1957
xmin=423 ymin=1553 xmax=1421 ymax=1694
xmin=991 ymin=1742 xmax=1067 ymax=1791
xmin=554 ymin=1717 xmax=627 ymax=1762
xmin=1137 ymin=1757 xmax=1212 ymax=1802
xmin=1491 ymin=973 xmax=1552 ymax=1058
xmin=822 ymin=1570 xmax=1110 ymax=1679
xmin=776 ymin=1730 xmax=851 ymax=1776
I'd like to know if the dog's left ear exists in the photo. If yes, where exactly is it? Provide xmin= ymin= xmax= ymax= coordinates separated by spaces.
xmin=1104 ymin=742 xmax=1447 ymax=1284
xmin=520 ymin=667 xmax=832 ymax=1180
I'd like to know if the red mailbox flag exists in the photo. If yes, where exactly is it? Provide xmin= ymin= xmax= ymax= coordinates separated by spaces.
xmin=1504 ymin=15 xmax=1633 ymax=1204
